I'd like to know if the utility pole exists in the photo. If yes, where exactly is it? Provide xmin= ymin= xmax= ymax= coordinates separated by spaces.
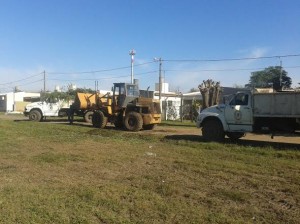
xmin=129 ymin=49 xmax=136 ymax=84
xmin=158 ymin=58 xmax=162 ymax=100
xmin=279 ymin=58 xmax=283 ymax=90
xmin=43 ymin=70 xmax=46 ymax=93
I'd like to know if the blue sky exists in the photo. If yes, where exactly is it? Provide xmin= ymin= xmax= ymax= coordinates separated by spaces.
xmin=0 ymin=0 xmax=300 ymax=93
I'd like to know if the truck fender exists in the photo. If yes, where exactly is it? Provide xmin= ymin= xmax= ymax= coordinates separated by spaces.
xmin=201 ymin=115 xmax=229 ymax=132
xmin=30 ymin=108 xmax=43 ymax=117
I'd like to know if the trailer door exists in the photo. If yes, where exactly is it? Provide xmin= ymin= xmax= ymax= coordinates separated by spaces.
xmin=224 ymin=92 xmax=253 ymax=132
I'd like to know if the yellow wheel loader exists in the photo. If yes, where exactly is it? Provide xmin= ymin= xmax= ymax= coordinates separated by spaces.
xmin=92 ymin=83 xmax=161 ymax=131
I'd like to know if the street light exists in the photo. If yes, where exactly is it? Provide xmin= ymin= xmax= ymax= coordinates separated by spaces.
xmin=129 ymin=49 xmax=136 ymax=84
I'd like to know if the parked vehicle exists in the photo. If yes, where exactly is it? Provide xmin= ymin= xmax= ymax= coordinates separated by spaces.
xmin=196 ymin=90 xmax=300 ymax=141
xmin=24 ymin=98 xmax=70 ymax=121
xmin=92 ymin=82 xmax=161 ymax=131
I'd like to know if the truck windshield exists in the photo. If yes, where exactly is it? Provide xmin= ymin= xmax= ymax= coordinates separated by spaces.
xmin=229 ymin=93 xmax=248 ymax=106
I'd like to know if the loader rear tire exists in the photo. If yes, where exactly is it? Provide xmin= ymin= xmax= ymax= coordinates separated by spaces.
xmin=202 ymin=119 xmax=224 ymax=142
xmin=92 ymin=111 xmax=107 ymax=128
xmin=124 ymin=111 xmax=143 ymax=132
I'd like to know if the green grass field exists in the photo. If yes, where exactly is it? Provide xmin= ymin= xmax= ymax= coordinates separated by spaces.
xmin=0 ymin=114 xmax=299 ymax=223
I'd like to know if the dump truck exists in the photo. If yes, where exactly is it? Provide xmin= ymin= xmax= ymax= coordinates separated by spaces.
xmin=196 ymin=90 xmax=300 ymax=141
xmin=92 ymin=82 xmax=161 ymax=131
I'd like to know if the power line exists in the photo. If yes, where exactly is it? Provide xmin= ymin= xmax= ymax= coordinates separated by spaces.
xmin=0 ymin=72 xmax=44 ymax=86
xmin=163 ymin=54 xmax=300 ymax=62
xmin=48 ymin=71 xmax=158 ymax=82
xmin=47 ymin=61 xmax=155 ymax=75
xmin=164 ymin=65 xmax=300 ymax=73
xmin=15 ymin=79 xmax=44 ymax=87
xmin=1 ymin=53 xmax=299 ymax=88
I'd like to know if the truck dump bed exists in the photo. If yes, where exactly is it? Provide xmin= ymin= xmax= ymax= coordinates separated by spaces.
xmin=253 ymin=92 xmax=300 ymax=117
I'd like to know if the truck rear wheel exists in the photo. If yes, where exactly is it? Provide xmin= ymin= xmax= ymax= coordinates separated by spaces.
xmin=202 ymin=119 xmax=224 ymax=142
xmin=92 ymin=111 xmax=107 ymax=128
xmin=124 ymin=111 xmax=143 ymax=132
xmin=84 ymin=111 xmax=94 ymax=123
xmin=29 ymin=110 xmax=42 ymax=122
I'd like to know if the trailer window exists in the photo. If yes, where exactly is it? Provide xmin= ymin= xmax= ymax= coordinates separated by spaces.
xmin=230 ymin=93 xmax=248 ymax=106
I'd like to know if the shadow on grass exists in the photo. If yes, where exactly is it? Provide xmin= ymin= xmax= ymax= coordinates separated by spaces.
xmin=159 ymin=123 xmax=195 ymax=128
xmin=164 ymin=134 xmax=202 ymax=142
xmin=164 ymin=134 xmax=300 ymax=150
xmin=14 ymin=119 xmax=31 ymax=122
xmin=14 ymin=118 xmax=85 ymax=123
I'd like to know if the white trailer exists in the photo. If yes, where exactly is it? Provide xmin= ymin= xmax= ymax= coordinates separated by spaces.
xmin=196 ymin=90 xmax=300 ymax=141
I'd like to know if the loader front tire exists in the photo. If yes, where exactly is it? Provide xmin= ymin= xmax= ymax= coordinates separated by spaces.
xmin=92 ymin=111 xmax=107 ymax=128
xmin=124 ymin=111 xmax=143 ymax=132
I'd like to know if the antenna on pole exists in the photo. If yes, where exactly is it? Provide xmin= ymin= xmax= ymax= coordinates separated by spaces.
xmin=129 ymin=49 xmax=136 ymax=84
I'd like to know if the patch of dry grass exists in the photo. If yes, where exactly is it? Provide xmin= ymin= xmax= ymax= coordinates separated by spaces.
xmin=0 ymin=115 xmax=299 ymax=223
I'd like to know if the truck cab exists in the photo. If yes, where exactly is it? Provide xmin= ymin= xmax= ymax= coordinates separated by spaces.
xmin=196 ymin=91 xmax=253 ymax=141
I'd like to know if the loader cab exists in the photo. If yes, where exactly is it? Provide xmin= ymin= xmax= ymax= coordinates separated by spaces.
xmin=112 ymin=83 xmax=139 ymax=110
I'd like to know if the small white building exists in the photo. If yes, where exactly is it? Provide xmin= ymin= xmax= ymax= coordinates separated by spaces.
xmin=154 ymin=82 xmax=182 ymax=120
xmin=0 ymin=92 xmax=40 ymax=112
xmin=153 ymin=81 xmax=204 ymax=121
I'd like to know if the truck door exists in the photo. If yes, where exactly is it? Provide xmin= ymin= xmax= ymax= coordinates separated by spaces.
xmin=224 ymin=92 xmax=253 ymax=132
xmin=44 ymin=99 xmax=60 ymax=116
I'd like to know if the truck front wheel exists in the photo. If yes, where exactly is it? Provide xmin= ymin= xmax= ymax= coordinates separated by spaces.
xmin=202 ymin=119 xmax=224 ymax=142
xmin=29 ymin=110 xmax=42 ymax=122
xmin=92 ymin=111 xmax=107 ymax=128
xmin=124 ymin=111 xmax=143 ymax=132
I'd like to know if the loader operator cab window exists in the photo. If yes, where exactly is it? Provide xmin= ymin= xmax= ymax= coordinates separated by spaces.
xmin=229 ymin=93 xmax=248 ymax=106
xmin=113 ymin=84 xmax=125 ymax=96
xmin=113 ymin=84 xmax=126 ymax=107
xmin=126 ymin=84 xmax=139 ymax=97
